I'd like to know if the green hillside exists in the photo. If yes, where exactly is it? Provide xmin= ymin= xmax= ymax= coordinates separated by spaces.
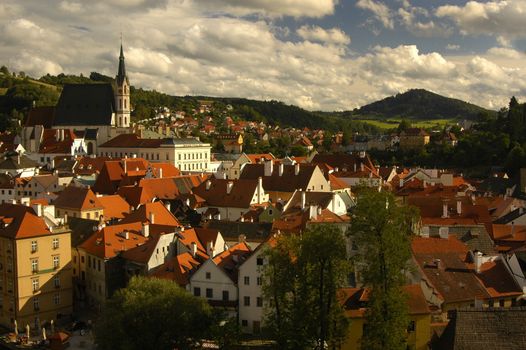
xmin=354 ymin=89 xmax=495 ymax=120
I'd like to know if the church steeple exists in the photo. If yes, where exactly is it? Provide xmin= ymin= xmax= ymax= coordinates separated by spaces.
xmin=114 ymin=41 xmax=130 ymax=129
xmin=116 ymin=43 xmax=128 ymax=86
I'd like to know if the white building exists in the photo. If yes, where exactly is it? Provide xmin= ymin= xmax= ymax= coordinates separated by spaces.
xmin=98 ymin=134 xmax=211 ymax=172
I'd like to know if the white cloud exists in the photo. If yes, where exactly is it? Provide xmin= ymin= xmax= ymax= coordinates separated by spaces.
xmin=296 ymin=25 xmax=350 ymax=45
xmin=446 ymin=44 xmax=460 ymax=51
xmin=1 ymin=0 xmax=526 ymax=112
xmin=196 ymin=0 xmax=337 ymax=18
xmin=397 ymin=6 xmax=452 ymax=38
xmin=436 ymin=1 xmax=526 ymax=40
xmin=356 ymin=0 xmax=394 ymax=29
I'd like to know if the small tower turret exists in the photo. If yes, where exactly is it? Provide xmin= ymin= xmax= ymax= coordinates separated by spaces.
xmin=115 ymin=43 xmax=130 ymax=128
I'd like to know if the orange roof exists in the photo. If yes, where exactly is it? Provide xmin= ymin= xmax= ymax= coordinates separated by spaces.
xmin=213 ymin=241 xmax=251 ymax=282
xmin=119 ymin=201 xmax=181 ymax=227
xmin=150 ymin=163 xmax=181 ymax=178
xmin=53 ymin=186 xmax=104 ymax=211
xmin=151 ymin=252 xmax=201 ymax=286
xmin=177 ymin=228 xmax=209 ymax=260
xmin=246 ymin=153 xmax=275 ymax=164
xmin=79 ymin=222 xmax=148 ymax=259
xmin=477 ymin=260 xmax=523 ymax=298
xmin=97 ymin=195 xmax=131 ymax=220
xmin=339 ymin=284 xmax=430 ymax=319
xmin=0 ymin=203 xmax=52 ymax=239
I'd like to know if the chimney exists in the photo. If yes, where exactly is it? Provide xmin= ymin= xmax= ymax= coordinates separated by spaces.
xmin=60 ymin=129 xmax=64 ymax=141
xmin=240 ymin=215 xmax=245 ymax=222
xmin=123 ymin=159 xmax=127 ymax=174
xmin=264 ymin=160 xmax=273 ymax=177
xmin=309 ymin=205 xmax=318 ymax=220
xmin=17 ymin=154 xmax=20 ymax=165
xmin=331 ymin=192 xmax=337 ymax=213
xmin=206 ymin=180 xmax=211 ymax=190
xmin=278 ymin=163 xmax=284 ymax=176
xmin=442 ymin=202 xmax=448 ymax=218
xmin=294 ymin=163 xmax=300 ymax=176
xmin=226 ymin=181 xmax=233 ymax=194
xmin=191 ymin=242 xmax=197 ymax=258
xmin=64 ymin=213 xmax=68 ymax=224
xmin=423 ymin=180 xmax=427 ymax=188
xmin=257 ymin=177 xmax=263 ymax=203
xmin=142 ymin=222 xmax=150 ymax=238
xmin=55 ymin=129 xmax=60 ymax=142
xmin=159 ymin=167 xmax=163 ymax=178
xmin=456 ymin=199 xmax=462 ymax=215
xmin=474 ymin=251 xmax=483 ymax=273
xmin=164 ymin=201 xmax=171 ymax=212
xmin=353 ymin=163 xmax=357 ymax=172
xmin=238 ymin=234 xmax=246 ymax=243
xmin=31 ymin=203 xmax=42 ymax=217
xmin=360 ymin=163 xmax=364 ymax=171
xmin=207 ymin=241 xmax=214 ymax=257
xmin=434 ymin=258 xmax=442 ymax=269
xmin=185 ymin=198 xmax=191 ymax=207
xmin=124 ymin=231 xmax=129 ymax=240
xmin=149 ymin=212 xmax=155 ymax=224
xmin=301 ymin=190 xmax=306 ymax=209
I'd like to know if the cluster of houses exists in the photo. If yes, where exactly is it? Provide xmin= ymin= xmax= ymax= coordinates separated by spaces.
xmin=0 ymin=44 xmax=524 ymax=349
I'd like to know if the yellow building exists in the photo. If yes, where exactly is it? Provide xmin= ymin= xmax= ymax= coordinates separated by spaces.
xmin=399 ymin=128 xmax=430 ymax=150
xmin=339 ymin=285 xmax=431 ymax=350
xmin=0 ymin=203 xmax=73 ymax=330
xmin=53 ymin=186 xmax=104 ymax=220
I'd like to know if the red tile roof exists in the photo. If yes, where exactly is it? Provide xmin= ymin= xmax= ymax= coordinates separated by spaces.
xmin=53 ymin=186 xmax=104 ymax=211
xmin=212 ymin=241 xmax=251 ymax=282
xmin=151 ymin=252 xmax=201 ymax=286
xmin=120 ymin=201 xmax=181 ymax=227
xmin=97 ymin=195 xmax=131 ymax=220
xmin=0 ymin=203 xmax=52 ymax=239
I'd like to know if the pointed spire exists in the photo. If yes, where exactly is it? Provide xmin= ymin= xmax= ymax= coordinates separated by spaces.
xmin=117 ymin=39 xmax=127 ymax=85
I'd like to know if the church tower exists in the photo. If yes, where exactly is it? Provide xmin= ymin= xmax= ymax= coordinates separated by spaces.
xmin=115 ymin=43 xmax=130 ymax=128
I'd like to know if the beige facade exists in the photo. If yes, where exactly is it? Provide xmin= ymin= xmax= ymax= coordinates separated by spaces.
xmin=0 ymin=229 xmax=73 ymax=330
xmin=55 ymin=207 xmax=103 ymax=221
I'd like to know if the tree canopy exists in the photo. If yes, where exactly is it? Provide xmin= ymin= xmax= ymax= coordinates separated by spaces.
xmin=262 ymin=225 xmax=350 ymax=349
xmin=349 ymin=188 xmax=418 ymax=350
xmin=94 ymin=276 xmax=215 ymax=350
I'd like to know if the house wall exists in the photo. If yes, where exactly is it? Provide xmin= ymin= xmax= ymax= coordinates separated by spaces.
xmin=189 ymin=260 xmax=238 ymax=304
xmin=146 ymin=233 xmax=177 ymax=271
xmin=238 ymin=247 xmax=266 ymax=334
xmin=0 ymin=231 xmax=73 ymax=330
xmin=341 ymin=314 xmax=430 ymax=350
xmin=55 ymin=207 xmax=103 ymax=221
xmin=83 ymin=252 xmax=106 ymax=308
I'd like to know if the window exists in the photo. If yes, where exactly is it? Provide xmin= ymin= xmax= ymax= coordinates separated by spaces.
xmin=222 ymin=290 xmax=229 ymax=301
xmin=256 ymin=257 xmax=264 ymax=266
xmin=31 ymin=241 xmax=37 ymax=253
xmin=244 ymin=296 xmax=250 ymax=306
xmin=81 ymin=256 xmax=85 ymax=263
xmin=244 ymin=276 xmax=250 ymax=285
xmin=97 ymin=260 xmax=101 ymax=272
xmin=194 ymin=287 xmax=201 ymax=297
xmin=407 ymin=321 xmax=415 ymax=332
xmin=206 ymin=272 xmax=211 ymax=280
xmin=54 ymin=275 xmax=60 ymax=288
xmin=53 ymin=293 xmax=60 ymax=305
xmin=88 ymin=256 xmax=91 ymax=268
xmin=33 ymin=297 xmax=39 ymax=311
xmin=499 ymin=299 xmax=505 ymax=307
xmin=253 ymin=321 xmax=261 ymax=334
xmin=241 ymin=320 xmax=248 ymax=327
xmin=489 ymin=300 xmax=494 ymax=307
xmin=257 ymin=297 xmax=263 ymax=307
xmin=206 ymin=288 xmax=213 ymax=298
xmin=32 ymin=278 xmax=39 ymax=292
xmin=52 ymin=238 xmax=59 ymax=249
xmin=53 ymin=256 xmax=60 ymax=269
xmin=87 ymin=213 xmax=91 ymax=220
xmin=31 ymin=259 xmax=38 ymax=273
xmin=257 ymin=277 xmax=262 ymax=286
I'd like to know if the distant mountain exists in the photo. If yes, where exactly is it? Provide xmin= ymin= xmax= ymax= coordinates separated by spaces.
xmin=354 ymin=89 xmax=495 ymax=120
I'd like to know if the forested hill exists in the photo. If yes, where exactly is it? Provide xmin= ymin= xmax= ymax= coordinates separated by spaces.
xmin=355 ymin=89 xmax=495 ymax=120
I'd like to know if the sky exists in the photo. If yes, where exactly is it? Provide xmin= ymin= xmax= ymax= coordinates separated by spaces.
xmin=1 ymin=0 xmax=526 ymax=111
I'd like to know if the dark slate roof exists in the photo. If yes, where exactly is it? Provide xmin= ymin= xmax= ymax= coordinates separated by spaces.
xmin=435 ymin=307 xmax=526 ymax=350
xmin=0 ymin=154 xmax=38 ymax=170
xmin=67 ymin=217 xmax=98 ymax=247
xmin=202 ymin=220 xmax=272 ymax=243
xmin=493 ymin=208 xmax=526 ymax=225
xmin=54 ymin=84 xmax=115 ymax=126
xmin=24 ymin=106 xmax=55 ymax=127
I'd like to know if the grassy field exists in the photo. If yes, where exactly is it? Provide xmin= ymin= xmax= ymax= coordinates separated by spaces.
xmin=354 ymin=118 xmax=455 ymax=130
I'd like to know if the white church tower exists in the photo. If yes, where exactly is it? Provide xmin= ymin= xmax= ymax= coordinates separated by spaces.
xmin=115 ymin=43 xmax=130 ymax=128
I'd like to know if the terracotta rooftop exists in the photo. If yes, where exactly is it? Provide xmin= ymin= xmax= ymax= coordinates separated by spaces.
xmin=97 ymin=195 xmax=131 ymax=220
xmin=193 ymin=178 xmax=260 ymax=208
xmin=53 ymin=186 xmax=103 ymax=211
xmin=151 ymin=252 xmax=201 ymax=286
xmin=119 ymin=201 xmax=181 ymax=227
xmin=0 ymin=203 xmax=53 ymax=239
